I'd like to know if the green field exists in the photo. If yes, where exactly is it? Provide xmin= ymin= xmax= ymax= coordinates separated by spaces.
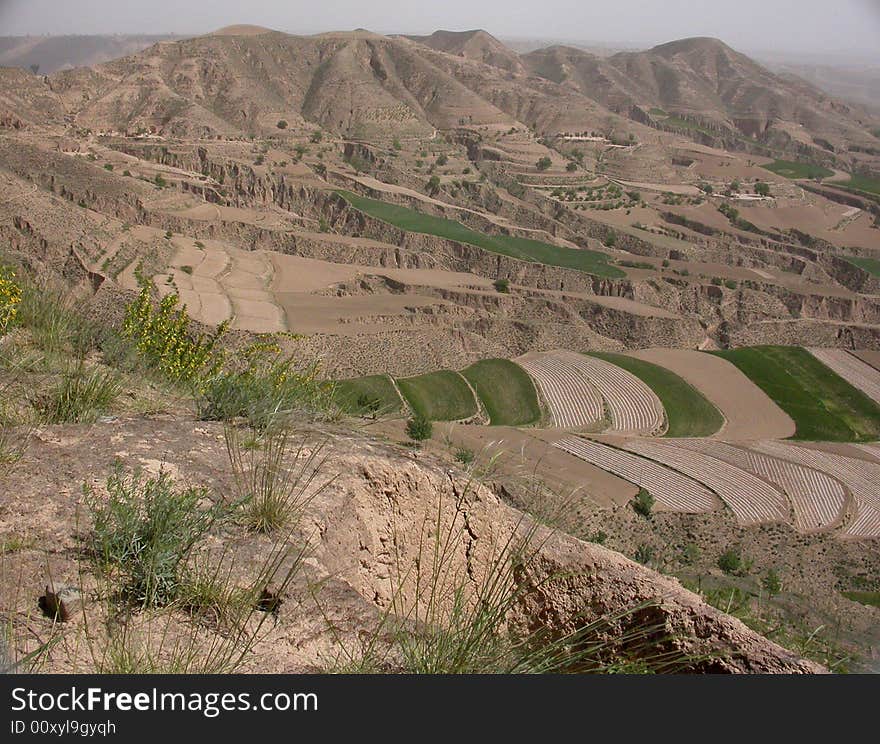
xmin=587 ymin=352 xmax=724 ymax=437
xmin=336 ymin=190 xmax=624 ymax=278
xmin=841 ymin=174 xmax=880 ymax=196
xmin=396 ymin=371 xmax=478 ymax=421
xmin=843 ymin=255 xmax=880 ymax=277
xmin=333 ymin=375 xmax=402 ymax=415
xmin=710 ymin=346 xmax=880 ymax=442
xmin=841 ymin=590 xmax=880 ymax=609
xmin=461 ymin=359 xmax=542 ymax=426
xmin=761 ymin=159 xmax=834 ymax=180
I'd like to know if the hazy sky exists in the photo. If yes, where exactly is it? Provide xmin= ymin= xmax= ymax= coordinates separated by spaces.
xmin=1 ymin=0 xmax=879 ymax=59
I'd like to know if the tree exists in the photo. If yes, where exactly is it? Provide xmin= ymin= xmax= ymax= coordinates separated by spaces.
xmin=755 ymin=181 xmax=771 ymax=197
xmin=536 ymin=156 xmax=552 ymax=171
xmin=566 ymin=161 xmax=578 ymax=172
xmin=310 ymin=130 xmax=322 ymax=143
xmin=406 ymin=415 xmax=433 ymax=442
xmin=762 ymin=569 xmax=782 ymax=596
xmin=436 ymin=154 xmax=448 ymax=167
xmin=426 ymin=175 xmax=441 ymax=195
xmin=493 ymin=278 xmax=510 ymax=293
xmin=698 ymin=182 xmax=713 ymax=195
xmin=276 ymin=120 xmax=288 ymax=129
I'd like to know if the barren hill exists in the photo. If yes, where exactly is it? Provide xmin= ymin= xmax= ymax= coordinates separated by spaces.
xmin=0 ymin=34 xmax=178 ymax=74
xmin=523 ymin=37 xmax=879 ymax=161
xmin=404 ymin=29 xmax=525 ymax=74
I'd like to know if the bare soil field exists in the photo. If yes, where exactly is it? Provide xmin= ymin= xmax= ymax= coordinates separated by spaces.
xmin=628 ymin=349 xmax=796 ymax=440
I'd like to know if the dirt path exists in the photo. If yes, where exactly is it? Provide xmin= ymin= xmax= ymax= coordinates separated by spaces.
xmin=627 ymin=348 xmax=796 ymax=441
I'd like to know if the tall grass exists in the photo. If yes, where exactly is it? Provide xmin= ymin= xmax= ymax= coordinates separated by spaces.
xmin=225 ymin=423 xmax=332 ymax=534
xmin=33 ymin=364 xmax=122 ymax=424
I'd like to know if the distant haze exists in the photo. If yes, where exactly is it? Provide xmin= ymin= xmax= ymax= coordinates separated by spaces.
xmin=1 ymin=0 xmax=879 ymax=62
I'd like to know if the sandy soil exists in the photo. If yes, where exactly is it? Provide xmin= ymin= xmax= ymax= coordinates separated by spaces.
xmin=853 ymin=350 xmax=880 ymax=372
xmin=627 ymin=348 xmax=796 ymax=440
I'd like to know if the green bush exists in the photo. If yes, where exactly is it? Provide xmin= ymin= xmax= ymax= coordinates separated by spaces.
xmin=536 ymin=156 xmax=552 ymax=171
xmin=454 ymin=447 xmax=475 ymax=465
xmin=493 ymin=278 xmax=510 ymax=293
xmin=762 ymin=569 xmax=782 ymax=596
xmin=718 ymin=548 xmax=745 ymax=576
xmin=276 ymin=120 xmax=288 ymax=129
xmin=631 ymin=488 xmax=655 ymax=519
xmin=198 ymin=354 xmax=331 ymax=430
xmin=406 ymin=415 xmax=433 ymax=442
xmin=85 ymin=466 xmax=226 ymax=607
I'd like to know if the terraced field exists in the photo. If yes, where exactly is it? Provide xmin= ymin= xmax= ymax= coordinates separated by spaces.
xmin=587 ymin=352 xmax=723 ymax=437
xmin=807 ymin=348 xmax=880 ymax=406
xmin=461 ymin=359 xmax=542 ymax=426
xmin=553 ymin=437 xmax=718 ymax=512
xmin=396 ymin=371 xmax=477 ymax=421
xmin=712 ymin=346 xmax=880 ymax=442
xmin=753 ymin=442 xmax=880 ymax=538
xmin=623 ymin=440 xmax=790 ymax=526
xmin=336 ymin=190 xmax=625 ymax=277
xmin=518 ymin=351 xmax=665 ymax=434
xmin=333 ymin=374 xmax=402 ymax=415
xmin=675 ymin=440 xmax=847 ymax=532
xmin=517 ymin=352 xmax=605 ymax=429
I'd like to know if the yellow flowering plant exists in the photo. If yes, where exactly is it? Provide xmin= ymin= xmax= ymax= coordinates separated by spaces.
xmin=0 ymin=266 xmax=22 ymax=336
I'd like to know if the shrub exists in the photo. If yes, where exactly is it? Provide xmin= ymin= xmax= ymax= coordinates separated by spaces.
xmin=276 ymin=120 xmax=288 ymax=129
xmin=634 ymin=544 xmax=654 ymax=565
xmin=436 ymin=154 xmax=448 ymax=167
xmin=454 ymin=447 xmax=475 ymax=466
xmin=762 ymin=569 xmax=782 ymax=596
xmin=154 ymin=174 xmax=166 ymax=188
xmin=724 ymin=279 xmax=738 ymax=290
xmin=84 ymin=466 xmax=227 ymax=608
xmin=198 ymin=351 xmax=331 ymax=430
xmin=406 ymin=415 xmax=433 ymax=442
xmin=493 ymin=278 xmax=510 ymax=293
xmin=566 ymin=161 xmax=578 ymax=172
xmin=103 ymin=163 xmax=114 ymax=171
xmin=535 ymin=156 xmax=552 ymax=171
xmin=310 ymin=130 xmax=322 ymax=142
xmin=0 ymin=266 xmax=22 ymax=336
xmin=123 ymin=285 xmax=226 ymax=385
xmin=589 ymin=530 xmax=608 ymax=545
xmin=605 ymin=230 xmax=617 ymax=248
xmin=718 ymin=548 xmax=745 ymax=576
xmin=631 ymin=488 xmax=655 ymax=519
xmin=755 ymin=182 xmax=771 ymax=197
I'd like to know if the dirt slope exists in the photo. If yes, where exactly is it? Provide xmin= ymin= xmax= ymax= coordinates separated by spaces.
xmin=0 ymin=417 xmax=821 ymax=673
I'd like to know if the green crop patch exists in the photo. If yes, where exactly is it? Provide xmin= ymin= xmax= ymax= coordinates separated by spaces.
xmin=710 ymin=346 xmax=880 ymax=442
xmin=841 ymin=590 xmax=880 ymax=609
xmin=761 ymin=160 xmax=834 ymax=180
xmin=462 ymin=359 xmax=542 ymax=426
xmin=333 ymin=375 xmax=402 ymax=416
xmin=396 ymin=370 xmax=478 ymax=421
xmin=843 ymin=255 xmax=880 ymax=277
xmin=587 ymin=352 xmax=723 ymax=437
xmin=841 ymin=174 xmax=880 ymax=197
xmin=336 ymin=190 xmax=624 ymax=278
